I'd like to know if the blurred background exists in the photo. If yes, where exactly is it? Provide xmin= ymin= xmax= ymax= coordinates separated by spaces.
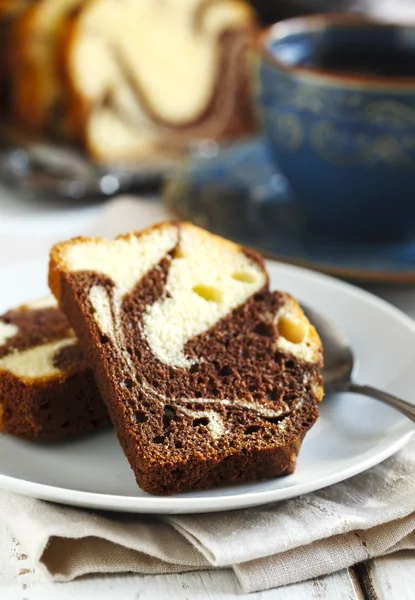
xmin=1 ymin=0 xmax=415 ymax=282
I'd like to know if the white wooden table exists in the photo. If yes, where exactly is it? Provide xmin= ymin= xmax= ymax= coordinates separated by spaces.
xmin=1 ymin=189 xmax=415 ymax=599
xmin=1 ymin=520 xmax=414 ymax=600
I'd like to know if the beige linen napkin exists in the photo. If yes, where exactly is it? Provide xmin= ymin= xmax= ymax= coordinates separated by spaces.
xmin=1 ymin=196 xmax=415 ymax=592
xmin=1 ymin=438 xmax=415 ymax=592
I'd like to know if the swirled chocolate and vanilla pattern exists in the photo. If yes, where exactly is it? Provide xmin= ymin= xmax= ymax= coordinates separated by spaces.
xmin=0 ymin=297 xmax=108 ymax=442
xmin=50 ymin=222 xmax=323 ymax=494
xmin=66 ymin=0 xmax=256 ymax=161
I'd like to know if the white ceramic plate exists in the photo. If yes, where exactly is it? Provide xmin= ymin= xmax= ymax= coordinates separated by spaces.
xmin=0 ymin=259 xmax=413 ymax=514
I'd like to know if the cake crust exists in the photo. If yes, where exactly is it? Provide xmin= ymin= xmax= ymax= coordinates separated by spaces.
xmin=12 ymin=0 xmax=84 ymax=136
xmin=49 ymin=223 xmax=323 ymax=494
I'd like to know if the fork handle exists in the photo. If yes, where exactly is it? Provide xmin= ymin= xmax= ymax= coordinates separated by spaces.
xmin=348 ymin=382 xmax=415 ymax=424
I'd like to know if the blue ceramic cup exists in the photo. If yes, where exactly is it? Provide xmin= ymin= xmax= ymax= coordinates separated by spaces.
xmin=258 ymin=14 xmax=415 ymax=241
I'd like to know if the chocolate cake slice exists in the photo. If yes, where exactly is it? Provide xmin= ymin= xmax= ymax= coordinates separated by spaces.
xmin=0 ymin=296 xmax=108 ymax=442
xmin=49 ymin=223 xmax=323 ymax=494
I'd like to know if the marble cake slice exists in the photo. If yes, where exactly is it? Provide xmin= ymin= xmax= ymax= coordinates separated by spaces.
xmin=49 ymin=222 xmax=323 ymax=495
xmin=0 ymin=296 xmax=108 ymax=443
xmin=64 ymin=0 xmax=256 ymax=161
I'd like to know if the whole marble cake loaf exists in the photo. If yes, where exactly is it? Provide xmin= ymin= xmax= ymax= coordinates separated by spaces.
xmin=0 ymin=296 xmax=108 ymax=442
xmin=49 ymin=223 xmax=323 ymax=494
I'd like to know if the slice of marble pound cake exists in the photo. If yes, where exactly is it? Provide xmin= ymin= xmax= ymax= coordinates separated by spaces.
xmin=0 ymin=296 xmax=108 ymax=442
xmin=49 ymin=223 xmax=323 ymax=494
xmin=64 ymin=0 xmax=256 ymax=161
